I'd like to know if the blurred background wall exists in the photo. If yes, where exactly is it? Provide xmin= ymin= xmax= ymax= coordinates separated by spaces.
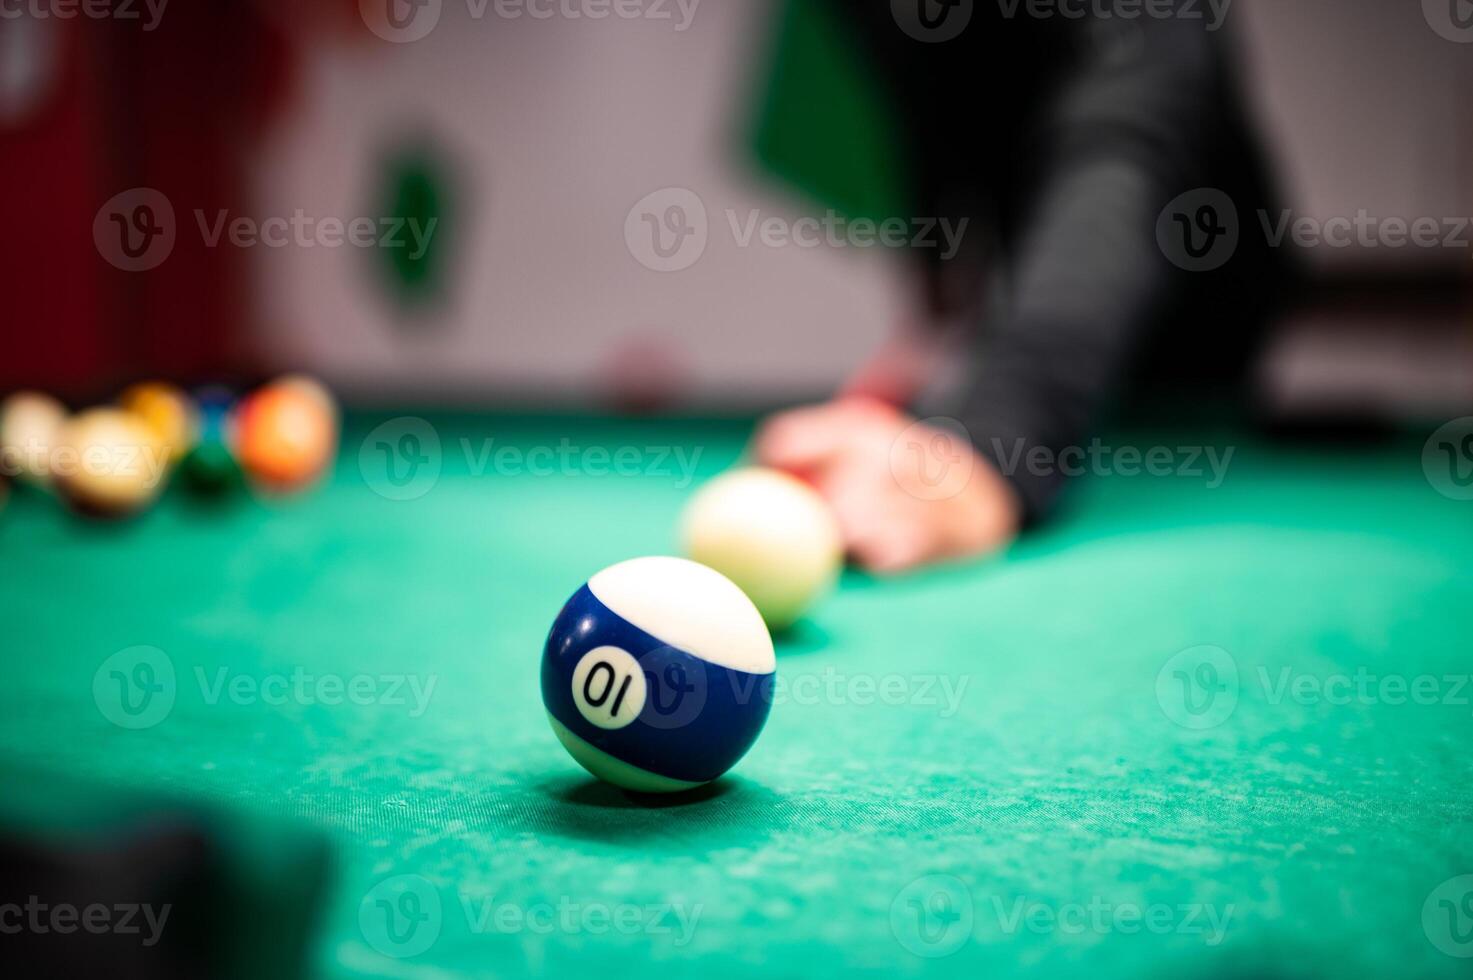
xmin=2 ymin=0 xmax=1470 ymax=411
xmin=250 ymin=0 xmax=911 ymax=406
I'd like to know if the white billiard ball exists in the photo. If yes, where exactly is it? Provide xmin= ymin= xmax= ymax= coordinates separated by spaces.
xmin=681 ymin=467 xmax=842 ymax=631
xmin=0 ymin=390 xmax=67 ymax=485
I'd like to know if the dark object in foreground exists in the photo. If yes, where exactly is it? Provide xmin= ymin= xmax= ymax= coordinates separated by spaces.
xmin=0 ymin=777 xmax=329 ymax=980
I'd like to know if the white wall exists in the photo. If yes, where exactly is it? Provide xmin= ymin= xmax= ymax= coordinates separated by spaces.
xmin=252 ymin=0 xmax=908 ymax=405
xmin=251 ymin=0 xmax=1472 ymax=404
xmin=1237 ymin=0 xmax=1473 ymax=272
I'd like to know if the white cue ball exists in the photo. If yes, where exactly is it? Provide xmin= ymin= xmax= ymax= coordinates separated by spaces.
xmin=0 ymin=390 xmax=67 ymax=485
xmin=681 ymin=466 xmax=842 ymax=631
xmin=53 ymin=408 xmax=165 ymax=516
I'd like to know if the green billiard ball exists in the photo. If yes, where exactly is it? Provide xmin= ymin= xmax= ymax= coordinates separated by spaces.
xmin=180 ymin=387 xmax=243 ymax=497
xmin=180 ymin=438 xmax=243 ymax=496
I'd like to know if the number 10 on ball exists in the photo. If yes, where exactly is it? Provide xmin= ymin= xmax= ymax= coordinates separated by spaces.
xmin=541 ymin=557 xmax=776 ymax=793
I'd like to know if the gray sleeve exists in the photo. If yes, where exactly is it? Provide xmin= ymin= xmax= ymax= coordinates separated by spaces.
xmin=949 ymin=19 xmax=1266 ymax=521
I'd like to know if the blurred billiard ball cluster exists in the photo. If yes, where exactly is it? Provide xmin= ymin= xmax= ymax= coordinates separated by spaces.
xmin=0 ymin=375 xmax=339 ymax=521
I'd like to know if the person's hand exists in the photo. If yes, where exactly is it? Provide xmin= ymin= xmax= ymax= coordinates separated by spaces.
xmin=752 ymin=398 xmax=1022 ymax=574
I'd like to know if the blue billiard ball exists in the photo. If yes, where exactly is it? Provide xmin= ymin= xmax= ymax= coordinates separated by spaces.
xmin=542 ymin=557 xmax=776 ymax=793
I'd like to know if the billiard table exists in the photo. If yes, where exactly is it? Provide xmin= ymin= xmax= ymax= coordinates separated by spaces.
xmin=1 ymin=412 xmax=1470 ymax=978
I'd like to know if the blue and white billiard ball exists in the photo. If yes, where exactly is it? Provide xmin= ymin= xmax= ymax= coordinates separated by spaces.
xmin=541 ymin=556 xmax=776 ymax=793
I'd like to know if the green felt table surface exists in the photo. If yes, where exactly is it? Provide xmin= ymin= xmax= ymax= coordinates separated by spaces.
xmin=1 ymin=413 xmax=1471 ymax=979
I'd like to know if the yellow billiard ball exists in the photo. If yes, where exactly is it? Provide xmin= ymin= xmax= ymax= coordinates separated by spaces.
xmin=119 ymin=381 xmax=199 ymax=470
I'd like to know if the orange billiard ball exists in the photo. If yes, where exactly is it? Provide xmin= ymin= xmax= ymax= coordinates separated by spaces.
xmin=235 ymin=379 xmax=337 ymax=492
